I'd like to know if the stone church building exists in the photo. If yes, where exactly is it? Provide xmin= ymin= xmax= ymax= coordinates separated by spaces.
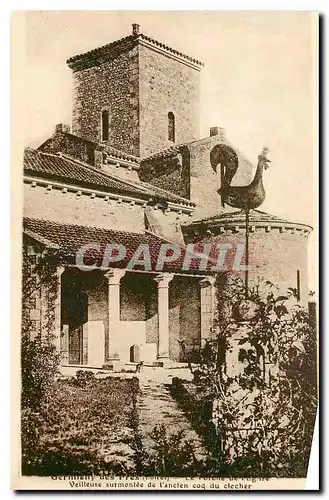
xmin=22 ymin=24 xmax=312 ymax=369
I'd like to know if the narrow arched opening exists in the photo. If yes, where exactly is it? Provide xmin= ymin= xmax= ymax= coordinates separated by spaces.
xmin=101 ymin=109 xmax=109 ymax=141
xmin=168 ymin=112 xmax=175 ymax=143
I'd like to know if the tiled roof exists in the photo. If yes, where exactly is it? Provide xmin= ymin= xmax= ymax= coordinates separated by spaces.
xmin=103 ymin=143 xmax=139 ymax=164
xmin=67 ymin=32 xmax=203 ymax=71
xmin=23 ymin=218 xmax=210 ymax=273
xmin=140 ymin=136 xmax=255 ymax=175
xmin=24 ymin=148 xmax=195 ymax=207
xmin=38 ymin=130 xmax=139 ymax=164
xmin=141 ymin=144 xmax=185 ymax=163
xmin=185 ymin=209 xmax=313 ymax=231
xmin=67 ymin=35 xmax=136 ymax=70
xmin=139 ymin=33 xmax=203 ymax=67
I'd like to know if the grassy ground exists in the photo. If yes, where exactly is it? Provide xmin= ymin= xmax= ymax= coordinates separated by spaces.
xmin=21 ymin=375 xmax=139 ymax=476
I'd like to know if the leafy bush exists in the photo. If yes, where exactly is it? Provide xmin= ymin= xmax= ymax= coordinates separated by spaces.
xmin=132 ymin=423 xmax=206 ymax=477
xmin=21 ymin=249 xmax=61 ymax=410
xmin=21 ymin=335 xmax=60 ymax=410
xmin=180 ymin=279 xmax=317 ymax=477
xmin=75 ymin=370 xmax=96 ymax=387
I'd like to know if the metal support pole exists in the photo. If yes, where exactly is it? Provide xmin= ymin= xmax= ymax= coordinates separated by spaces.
xmin=245 ymin=209 xmax=250 ymax=299
xmin=297 ymin=269 xmax=301 ymax=302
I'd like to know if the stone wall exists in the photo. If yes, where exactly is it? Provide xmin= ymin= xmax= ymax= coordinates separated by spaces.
xmin=200 ymin=278 xmax=216 ymax=347
xmin=146 ymin=280 xmax=158 ymax=346
xmin=61 ymin=270 xmax=156 ymax=364
xmin=24 ymin=182 xmax=192 ymax=239
xmin=22 ymin=240 xmax=43 ymax=339
xmin=24 ymin=182 xmax=145 ymax=233
xmin=22 ymin=238 xmax=63 ymax=348
xmin=120 ymin=273 xmax=154 ymax=362
xmin=244 ymin=230 xmax=309 ymax=301
xmin=144 ymin=206 xmax=190 ymax=246
xmin=139 ymin=44 xmax=200 ymax=157
xmin=184 ymin=228 xmax=310 ymax=305
xmin=139 ymin=147 xmax=191 ymax=199
xmin=189 ymin=136 xmax=253 ymax=220
xmin=39 ymin=131 xmax=97 ymax=166
xmin=38 ymin=129 xmax=141 ymax=182
xmin=101 ymin=163 xmax=140 ymax=182
xmin=69 ymin=41 xmax=201 ymax=159
xmin=85 ymin=275 xmax=108 ymax=363
xmin=71 ymin=46 xmax=140 ymax=156
xmin=120 ymin=274 xmax=147 ymax=321
xmin=139 ymin=135 xmax=254 ymax=221
xmin=227 ymin=229 xmax=309 ymax=303
xmin=169 ymin=276 xmax=201 ymax=362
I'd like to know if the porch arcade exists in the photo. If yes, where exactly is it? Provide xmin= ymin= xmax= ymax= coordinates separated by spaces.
xmin=59 ymin=267 xmax=216 ymax=367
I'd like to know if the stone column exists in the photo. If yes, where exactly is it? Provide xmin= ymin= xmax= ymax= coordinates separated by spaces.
xmin=105 ymin=269 xmax=126 ymax=361
xmin=154 ymin=273 xmax=174 ymax=360
xmin=54 ymin=266 xmax=65 ymax=355
xmin=199 ymin=276 xmax=216 ymax=347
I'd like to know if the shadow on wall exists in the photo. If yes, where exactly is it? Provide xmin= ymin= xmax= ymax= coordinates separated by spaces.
xmin=169 ymin=276 xmax=201 ymax=362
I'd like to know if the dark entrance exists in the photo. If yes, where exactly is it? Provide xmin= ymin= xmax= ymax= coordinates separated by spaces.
xmin=62 ymin=278 xmax=88 ymax=365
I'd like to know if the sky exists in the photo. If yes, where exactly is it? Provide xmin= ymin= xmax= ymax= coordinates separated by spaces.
xmin=20 ymin=10 xmax=318 ymax=288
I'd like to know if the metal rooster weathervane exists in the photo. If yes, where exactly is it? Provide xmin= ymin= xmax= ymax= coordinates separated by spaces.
xmin=210 ymin=144 xmax=271 ymax=305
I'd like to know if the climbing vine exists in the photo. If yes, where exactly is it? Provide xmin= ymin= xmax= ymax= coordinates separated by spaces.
xmin=192 ymin=277 xmax=317 ymax=477
xmin=21 ymin=243 xmax=61 ymax=410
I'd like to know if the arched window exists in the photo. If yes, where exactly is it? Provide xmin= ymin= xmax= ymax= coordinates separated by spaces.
xmin=168 ymin=112 xmax=175 ymax=142
xmin=101 ymin=110 xmax=109 ymax=141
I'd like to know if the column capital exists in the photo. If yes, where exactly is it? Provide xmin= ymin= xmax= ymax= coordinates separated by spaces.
xmin=199 ymin=276 xmax=216 ymax=288
xmin=105 ymin=268 xmax=126 ymax=285
xmin=56 ymin=265 xmax=66 ymax=278
xmin=154 ymin=272 xmax=174 ymax=288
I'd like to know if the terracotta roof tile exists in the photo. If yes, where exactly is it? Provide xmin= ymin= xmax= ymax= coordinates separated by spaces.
xmin=38 ymin=131 xmax=140 ymax=164
xmin=24 ymin=148 xmax=194 ymax=206
xmin=139 ymin=33 xmax=203 ymax=67
xmin=23 ymin=218 xmax=209 ymax=273
xmin=67 ymin=32 xmax=203 ymax=71
xmin=103 ymin=143 xmax=139 ymax=164
xmin=185 ymin=209 xmax=313 ymax=231
xmin=140 ymin=144 xmax=184 ymax=163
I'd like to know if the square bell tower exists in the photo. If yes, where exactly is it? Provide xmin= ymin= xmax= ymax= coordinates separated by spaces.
xmin=67 ymin=24 xmax=203 ymax=158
